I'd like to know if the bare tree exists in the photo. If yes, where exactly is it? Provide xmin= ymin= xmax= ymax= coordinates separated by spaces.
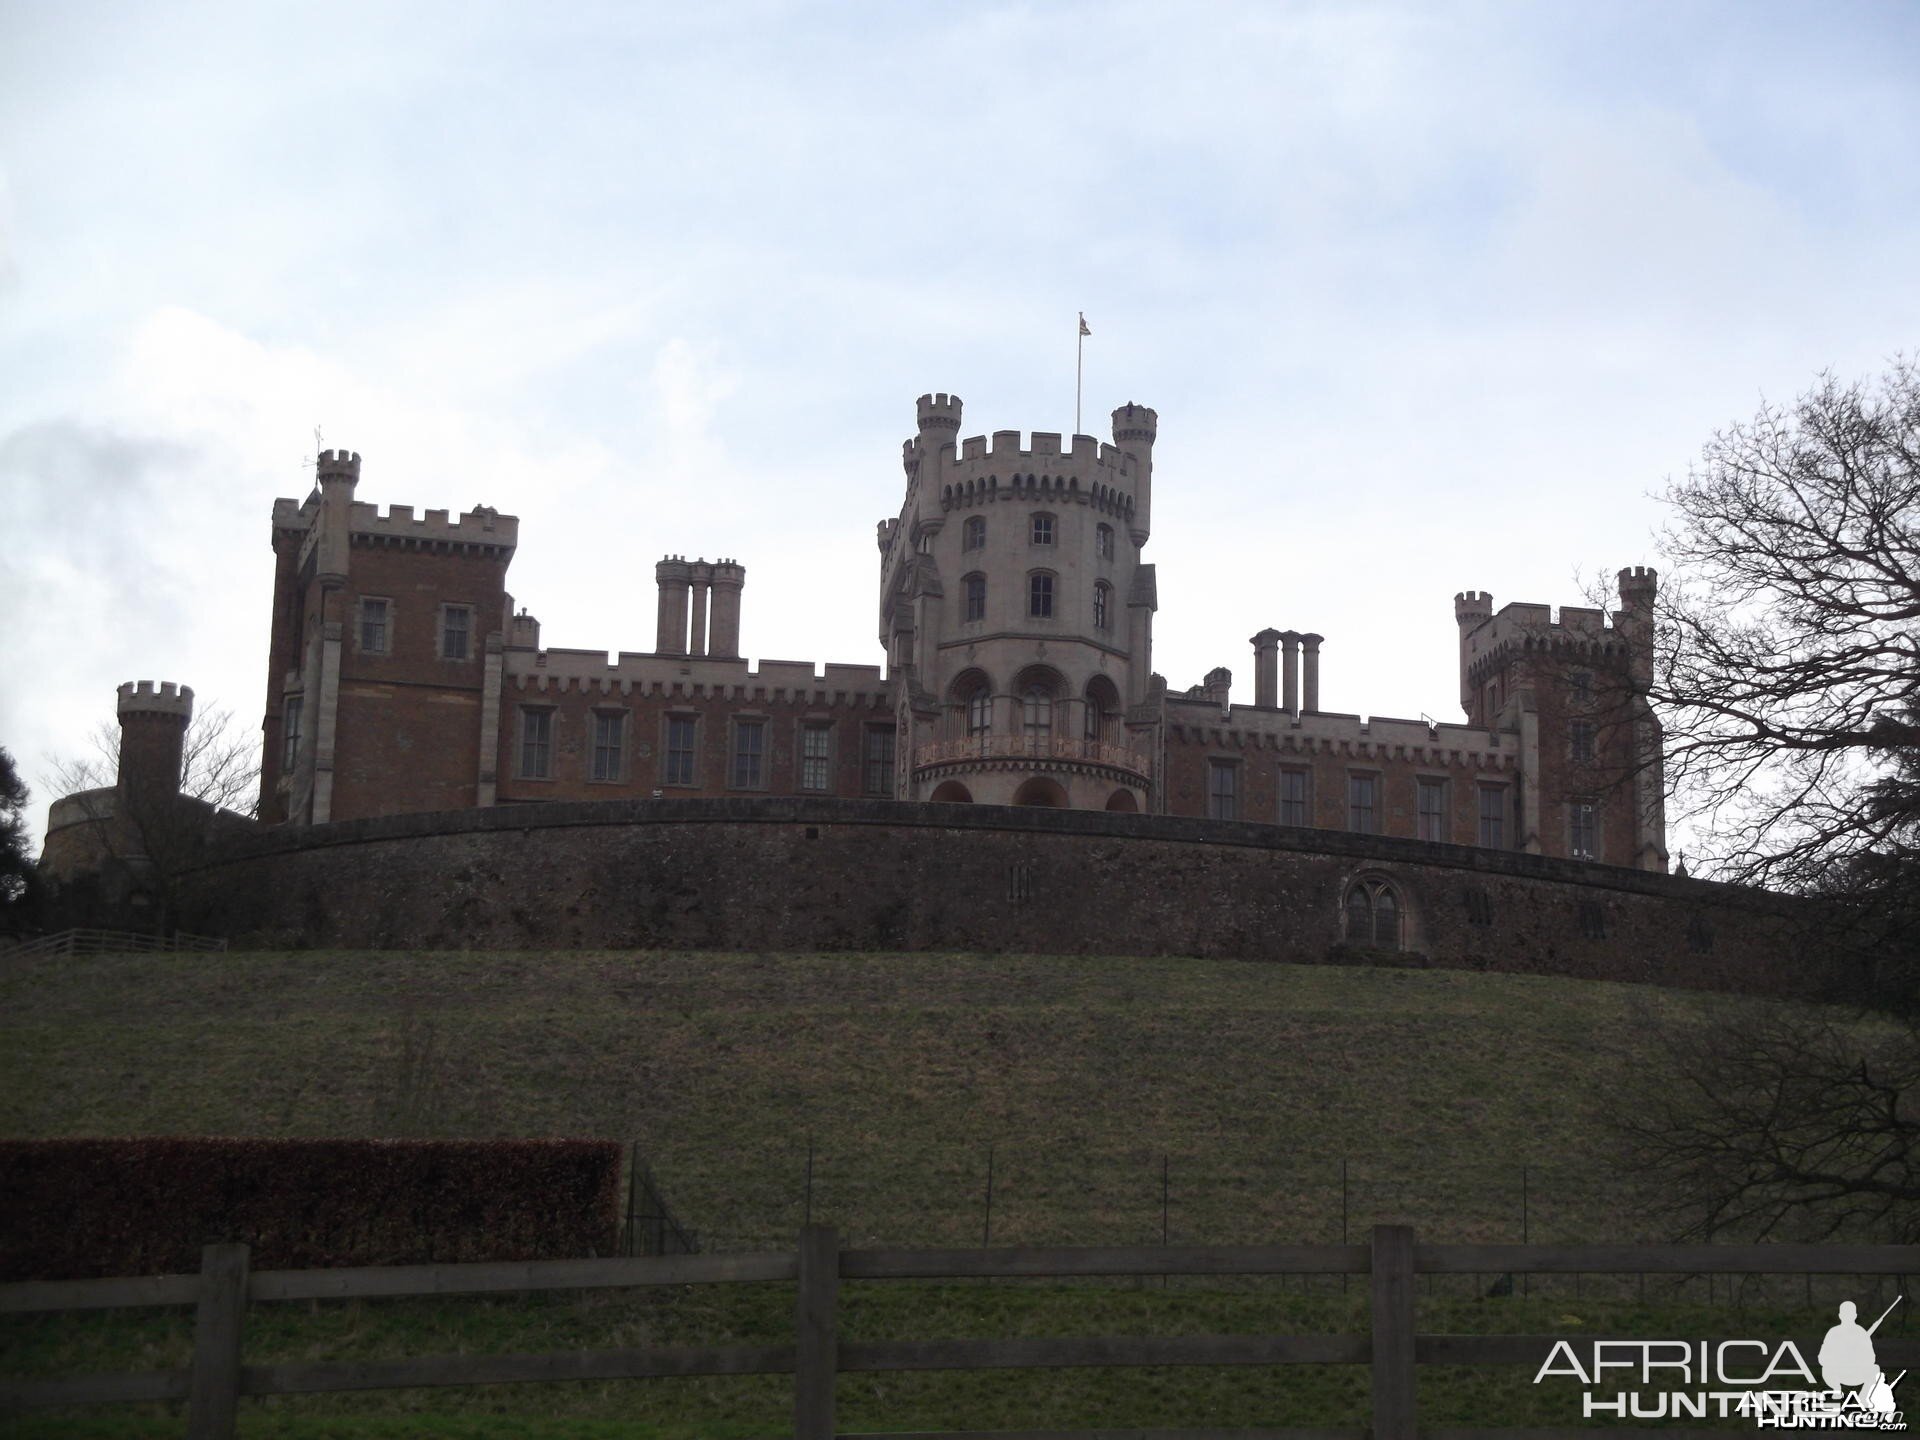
xmin=1622 ymin=1006 xmax=1920 ymax=1245
xmin=43 ymin=703 xmax=260 ymax=819
xmin=1618 ymin=360 xmax=1920 ymax=1242
xmin=1647 ymin=358 xmax=1918 ymax=899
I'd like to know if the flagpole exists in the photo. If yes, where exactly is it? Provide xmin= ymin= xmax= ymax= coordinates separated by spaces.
xmin=1075 ymin=312 xmax=1085 ymax=436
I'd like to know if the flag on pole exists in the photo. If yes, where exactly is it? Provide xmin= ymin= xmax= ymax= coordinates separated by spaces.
xmin=1079 ymin=313 xmax=1091 ymax=336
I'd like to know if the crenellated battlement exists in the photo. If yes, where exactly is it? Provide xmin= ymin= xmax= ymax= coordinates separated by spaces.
xmin=343 ymin=500 xmax=518 ymax=550
xmin=1165 ymin=692 xmax=1519 ymax=770
xmin=503 ymin=647 xmax=890 ymax=704
xmin=315 ymin=449 xmax=361 ymax=483
xmin=117 ymin=680 xmax=194 ymax=718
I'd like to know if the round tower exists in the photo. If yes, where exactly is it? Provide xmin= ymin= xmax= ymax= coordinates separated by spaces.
xmin=116 ymin=680 xmax=194 ymax=817
xmin=1111 ymin=402 xmax=1157 ymax=547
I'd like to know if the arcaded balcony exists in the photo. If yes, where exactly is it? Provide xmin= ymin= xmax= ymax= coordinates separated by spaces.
xmin=913 ymin=735 xmax=1153 ymax=785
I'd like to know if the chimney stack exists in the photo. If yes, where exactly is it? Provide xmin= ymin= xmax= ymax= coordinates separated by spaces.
xmin=1301 ymin=633 xmax=1324 ymax=713
xmin=1251 ymin=629 xmax=1281 ymax=709
xmin=655 ymin=556 xmax=691 ymax=655
xmin=1280 ymin=631 xmax=1302 ymax=716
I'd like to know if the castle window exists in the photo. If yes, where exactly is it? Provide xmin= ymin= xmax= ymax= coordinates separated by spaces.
xmin=1097 ymin=523 xmax=1114 ymax=560
xmin=518 ymin=707 xmax=553 ymax=780
xmin=915 ymin=529 xmax=933 ymax=555
xmin=358 ymin=597 xmax=390 ymax=655
xmin=1687 ymin=913 xmax=1714 ymax=954
xmin=1093 ymin=581 xmax=1112 ymax=631
xmin=1022 ymin=686 xmax=1053 ymax=749
xmin=1570 ymin=671 xmax=1592 ymax=700
xmin=441 ymin=605 xmax=472 ymax=661
xmin=1028 ymin=572 xmax=1054 ymax=619
xmin=591 ymin=711 xmax=624 ymax=783
xmin=1347 ymin=774 xmax=1378 ymax=834
xmin=1478 ymin=785 xmax=1507 ymax=849
xmin=1084 ymin=697 xmax=1103 ymax=743
xmin=964 ymin=516 xmax=986 ymax=551
xmin=282 ymin=697 xmax=303 ymax=771
xmin=800 ymin=723 xmax=832 ymax=791
xmin=963 ymin=573 xmax=986 ymax=623
xmin=1207 ymin=759 xmax=1239 ymax=821
xmin=1031 ymin=513 xmax=1054 ymax=546
xmin=663 ymin=715 xmax=697 ymax=786
xmin=1578 ymin=900 xmax=1608 ymax=939
xmin=967 ymin=690 xmax=991 ymax=738
xmin=1416 ymin=778 xmax=1447 ymax=842
xmin=731 ymin=720 xmax=766 ymax=790
xmin=863 ymin=726 xmax=895 ymax=796
xmin=1570 ymin=800 xmax=1599 ymax=861
xmin=1570 ymin=721 xmax=1596 ymax=763
xmin=1344 ymin=877 xmax=1402 ymax=949
xmin=1279 ymin=768 xmax=1309 ymax=827
xmin=1464 ymin=886 xmax=1494 ymax=926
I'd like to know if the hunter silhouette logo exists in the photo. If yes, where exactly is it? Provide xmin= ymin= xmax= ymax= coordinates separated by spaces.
xmin=1533 ymin=1295 xmax=1907 ymax=1428
xmin=1821 ymin=1300 xmax=1905 ymax=1419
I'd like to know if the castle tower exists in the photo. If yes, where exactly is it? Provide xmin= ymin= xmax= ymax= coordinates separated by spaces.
xmin=117 ymin=680 xmax=193 ymax=821
xmin=883 ymin=390 xmax=1160 ymax=811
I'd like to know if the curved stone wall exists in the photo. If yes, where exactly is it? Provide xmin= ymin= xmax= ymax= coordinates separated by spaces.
xmin=175 ymin=797 xmax=1837 ymax=999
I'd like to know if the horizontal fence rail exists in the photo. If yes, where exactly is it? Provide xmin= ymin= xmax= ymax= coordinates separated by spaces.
xmin=0 ymin=928 xmax=228 ymax=962
xmin=2 ymin=1229 xmax=1915 ymax=1438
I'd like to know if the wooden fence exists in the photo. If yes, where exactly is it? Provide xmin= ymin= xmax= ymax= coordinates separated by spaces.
xmin=3 ymin=1227 xmax=1915 ymax=1438
xmin=0 ymin=927 xmax=228 ymax=961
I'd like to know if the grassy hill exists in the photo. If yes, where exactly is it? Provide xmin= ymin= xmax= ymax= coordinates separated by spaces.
xmin=0 ymin=947 xmax=1828 ymax=1248
xmin=2 ymin=949 xmax=1894 ymax=1437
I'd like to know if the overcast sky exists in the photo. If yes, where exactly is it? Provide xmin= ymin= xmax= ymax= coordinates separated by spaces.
xmin=3 ymin=0 xmax=1916 ymax=851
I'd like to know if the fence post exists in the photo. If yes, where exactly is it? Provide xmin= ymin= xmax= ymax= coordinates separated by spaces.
xmin=187 ymin=1242 xmax=250 ymax=1440
xmin=1370 ymin=1224 xmax=1416 ymax=1440
xmin=794 ymin=1222 xmax=839 ymax=1440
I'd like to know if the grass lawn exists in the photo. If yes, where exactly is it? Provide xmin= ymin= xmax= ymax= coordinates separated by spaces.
xmin=3 ymin=948 xmax=1902 ymax=1432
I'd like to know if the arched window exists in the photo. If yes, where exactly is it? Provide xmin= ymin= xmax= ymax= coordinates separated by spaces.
xmin=1083 ymin=675 xmax=1121 ymax=746
xmin=1343 ymin=877 xmax=1403 ymax=950
xmin=1028 ymin=572 xmax=1054 ymax=619
xmin=963 ymin=516 xmax=986 ymax=551
xmin=950 ymin=670 xmax=993 ymax=741
xmin=963 ymin=573 xmax=986 ymax=622
xmin=1023 ymin=686 xmax=1053 ymax=748
xmin=1093 ymin=581 xmax=1112 ymax=631
xmin=1097 ymin=523 xmax=1115 ymax=560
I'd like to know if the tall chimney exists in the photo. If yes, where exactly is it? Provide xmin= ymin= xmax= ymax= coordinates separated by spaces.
xmin=1301 ymin=633 xmax=1324 ymax=712
xmin=708 ymin=560 xmax=745 ymax=659
xmin=687 ymin=560 xmax=713 ymax=657
xmin=1281 ymin=631 xmax=1301 ymax=716
xmin=655 ymin=556 xmax=691 ymax=655
xmin=1251 ymin=629 xmax=1281 ymax=709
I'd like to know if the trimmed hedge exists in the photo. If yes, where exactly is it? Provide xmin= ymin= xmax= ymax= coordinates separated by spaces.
xmin=0 ymin=1137 xmax=623 ymax=1280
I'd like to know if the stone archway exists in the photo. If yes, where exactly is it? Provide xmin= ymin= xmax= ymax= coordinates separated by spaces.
xmin=929 ymin=780 xmax=974 ymax=803
xmin=1011 ymin=775 xmax=1069 ymax=808
xmin=1105 ymin=788 xmax=1139 ymax=812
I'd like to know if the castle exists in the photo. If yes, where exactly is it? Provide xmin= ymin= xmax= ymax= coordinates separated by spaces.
xmin=43 ymin=391 xmax=1671 ymax=948
xmin=249 ymin=393 xmax=1665 ymax=866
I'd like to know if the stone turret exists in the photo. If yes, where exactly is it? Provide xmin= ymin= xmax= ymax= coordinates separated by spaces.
xmin=1454 ymin=590 xmax=1494 ymax=717
xmin=1111 ymin=402 xmax=1157 ymax=547
xmin=313 ymin=449 xmax=360 ymax=583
